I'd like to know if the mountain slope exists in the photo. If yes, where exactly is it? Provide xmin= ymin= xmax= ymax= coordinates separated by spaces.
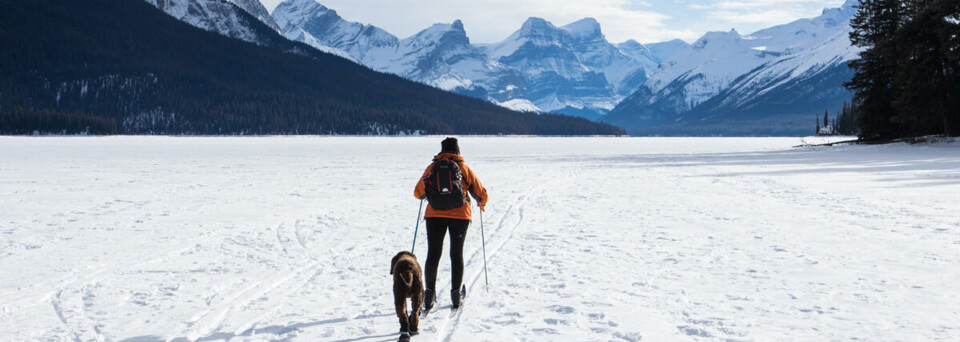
xmin=643 ymin=39 xmax=690 ymax=64
xmin=688 ymin=26 xmax=858 ymax=118
xmin=604 ymin=0 xmax=860 ymax=135
xmin=272 ymin=1 xmax=660 ymax=120
xmin=273 ymin=0 xmax=399 ymax=67
xmin=0 ymin=0 xmax=623 ymax=135
xmin=146 ymin=0 xmax=280 ymax=45
xmin=228 ymin=0 xmax=281 ymax=31
xmin=385 ymin=20 xmax=516 ymax=98
xmin=479 ymin=17 xmax=659 ymax=118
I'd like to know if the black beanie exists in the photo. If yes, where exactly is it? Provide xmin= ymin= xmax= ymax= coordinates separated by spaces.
xmin=441 ymin=137 xmax=460 ymax=155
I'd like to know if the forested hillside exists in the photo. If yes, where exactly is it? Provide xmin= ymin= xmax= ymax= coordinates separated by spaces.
xmin=0 ymin=0 xmax=623 ymax=135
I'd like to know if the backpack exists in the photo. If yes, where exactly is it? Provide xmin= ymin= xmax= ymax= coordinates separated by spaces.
xmin=422 ymin=159 xmax=467 ymax=210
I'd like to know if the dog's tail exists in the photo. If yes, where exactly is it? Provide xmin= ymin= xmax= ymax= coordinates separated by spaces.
xmin=399 ymin=272 xmax=413 ymax=288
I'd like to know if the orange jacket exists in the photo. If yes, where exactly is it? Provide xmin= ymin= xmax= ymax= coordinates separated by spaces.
xmin=414 ymin=153 xmax=488 ymax=221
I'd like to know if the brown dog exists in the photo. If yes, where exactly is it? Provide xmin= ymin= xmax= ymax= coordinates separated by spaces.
xmin=390 ymin=251 xmax=424 ymax=339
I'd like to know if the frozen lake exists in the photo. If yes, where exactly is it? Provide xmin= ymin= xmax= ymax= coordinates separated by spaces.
xmin=1 ymin=136 xmax=958 ymax=341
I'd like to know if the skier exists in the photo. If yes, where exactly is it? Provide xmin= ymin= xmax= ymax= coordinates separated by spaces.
xmin=414 ymin=137 xmax=488 ymax=311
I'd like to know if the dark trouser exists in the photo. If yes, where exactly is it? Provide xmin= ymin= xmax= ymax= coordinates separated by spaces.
xmin=424 ymin=217 xmax=470 ymax=293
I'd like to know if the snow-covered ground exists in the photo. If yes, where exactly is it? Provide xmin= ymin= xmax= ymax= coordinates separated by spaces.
xmin=1 ymin=136 xmax=958 ymax=341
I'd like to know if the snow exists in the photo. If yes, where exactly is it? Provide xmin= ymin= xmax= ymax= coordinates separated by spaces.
xmin=709 ymin=25 xmax=861 ymax=109
xmin=644 ymin=39 xmax=690 ymax=64
xmin=293 ymin=30 xmax=357 ymax=62
xmin=625 ymin=0 xmax=859 ymax=119
xmin=561 ymin=17 xmax=602 ymax=41
xmin=272 ymin=3 xmax=657 ymax=116
xmin=1 ymin=136 xmax=959 ymax=341
xmin=428 ymin=74 xmax=474 ymax=91
xmin=147 ymin=0 xmax=268 ymax=46
xmin=495 ymin=99 xmax=541 ymax=112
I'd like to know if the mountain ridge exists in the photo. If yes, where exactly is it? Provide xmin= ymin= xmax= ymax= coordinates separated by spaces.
xmin=0 ymin=0 xmax=624 ymax=135
xmin=603 ymin=0 xmax=861 ymax=135
xmin=272 ymin=1 xmax=673 ymax=119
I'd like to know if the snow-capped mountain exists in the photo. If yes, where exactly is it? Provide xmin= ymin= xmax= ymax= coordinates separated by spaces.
xmin=146 ymin=0 xmax=280 ymax=45
xmin=480 ymin=17 xmax=658 ymax=117
xmin=643 ymin=39 xmax=690 ymax=64
xmin=272 ymin=0 xmax=397 ymax=65
xmin=272 ymin=0 xmax=510 ymax=96
xmin=689 ymin=25 xmax=859 ymax=119
xmin=228 ymin=0 xmax=281 ymax=31
xmin=272 ymin=0 xmax=663 ymax=119
xmin=604 ymin=0 xmax=861 ymax=134
xmin=391 ymin=21 xmax=519 ymax=98
xmin=481 ymin=18 xmax=614 ymax=116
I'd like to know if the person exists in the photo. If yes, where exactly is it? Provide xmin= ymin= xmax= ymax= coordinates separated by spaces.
xmin=414 ymin=137 xmax=488 ymax=310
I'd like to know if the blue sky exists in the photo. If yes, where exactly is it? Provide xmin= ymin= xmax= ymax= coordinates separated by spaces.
xmin=258 ymin=0 xmax=847 ymax=44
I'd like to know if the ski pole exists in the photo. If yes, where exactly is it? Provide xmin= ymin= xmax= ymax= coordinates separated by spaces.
xmin=411 ymin=199 xmax=424 ymax=254
xmin=479 ymin=205 xmax=489 ymax=291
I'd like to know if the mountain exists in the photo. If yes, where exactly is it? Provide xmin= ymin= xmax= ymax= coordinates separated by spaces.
xmin=272 ymin=1 xmax=661 ymax=120
xmin=481 ymin=17 xmax=620 ymax=119
xmin=604 ymin=0 xmax=861 ymax=135
xmin=385 ymin=20 xmax=517 ymax=99
xmin=228 ymin=0 xmax=281 ymax=31
xmin=146 ymin=0 xmax=280 ymax=45
xmin=0 ymin=0 xmax=624 ymax=135
xmin=482 ymin=17 xmax=657 ymax=119
xmin=644 ymin=39 xmax=690 ymax=64
xmin=273 ymin=0 xmax=513 ymax=97
xmin=272 ymin=0 xmax=397 ymax=65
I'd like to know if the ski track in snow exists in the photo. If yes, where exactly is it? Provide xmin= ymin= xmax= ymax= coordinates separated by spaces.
xmin=1 ymin=136 xmax=958 ymax=341
xmin=426 ymin=176 xmax=559 ymax=342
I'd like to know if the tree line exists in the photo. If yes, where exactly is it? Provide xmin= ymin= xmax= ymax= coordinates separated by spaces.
xmin=845 ymin=0 xmax=960 ymax=140
xmin=817 ymin=101 xmax=859 ymax=136
xmin=0 ymin=107 xmax=117 ymax=135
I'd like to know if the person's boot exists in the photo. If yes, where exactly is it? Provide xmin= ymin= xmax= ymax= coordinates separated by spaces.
xmin=450 ymin=288 xmax=462 ymax=309
xmin=423 ymin=288 xmax=436 ymax=311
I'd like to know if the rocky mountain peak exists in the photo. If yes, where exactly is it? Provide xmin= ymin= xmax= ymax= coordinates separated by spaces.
xmin=516 ymin=17 xmax=563 ymax=40
xmin=562 ymin=17 xmax=603 ymax=41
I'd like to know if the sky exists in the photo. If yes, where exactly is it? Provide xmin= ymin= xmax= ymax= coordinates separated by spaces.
xmin=258 ymin=0 xmax=847 ymax=44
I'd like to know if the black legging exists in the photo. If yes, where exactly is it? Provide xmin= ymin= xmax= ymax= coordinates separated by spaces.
xmin=424 ymin=217 xmax=470 ymax=293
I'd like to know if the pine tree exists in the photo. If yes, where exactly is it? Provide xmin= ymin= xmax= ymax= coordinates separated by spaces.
xmin=892 ymin=0 xmax=948 ymax=136
xmin=944 ymin=0 xmax=960 ymax=136
xmin=845 ymin=0 xmax=903 ymax=140
xmin=816 ymin=116 xmax=821 ymax=134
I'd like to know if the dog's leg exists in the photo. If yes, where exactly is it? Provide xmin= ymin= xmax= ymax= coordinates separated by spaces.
xmin=395 ymin=289 xmax=409 ymax=333
xmin=409 ymin=289 xmax=422 ymax=335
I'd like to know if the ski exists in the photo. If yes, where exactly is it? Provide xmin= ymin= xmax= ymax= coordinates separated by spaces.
xmin=420 ymin=295 xmax=438 ymax=318
xmin=420 ymin=305 xmax=437 ymax=318
xmin=449 ymin=284 xmax=466 ymax=318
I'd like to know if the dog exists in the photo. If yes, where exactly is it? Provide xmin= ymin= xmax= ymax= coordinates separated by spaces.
xmin=390 ymin=251 xmax=424 ymax=340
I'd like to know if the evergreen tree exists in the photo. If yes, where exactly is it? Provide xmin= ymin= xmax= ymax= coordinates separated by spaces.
xmin=841 ymin=101 xmax=860 ymax=135
xmin=943 ymin=0 xmax=960 ymax=136
xmin=845 ymin=0 xmax=903 ymax=140
xmin=846 ymin=0 xmax=959 ymax=138
xmin=816 ymin=116 xmax=821 ymax=134
xmin=892 ymin=0 xmax=948 ymax=136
